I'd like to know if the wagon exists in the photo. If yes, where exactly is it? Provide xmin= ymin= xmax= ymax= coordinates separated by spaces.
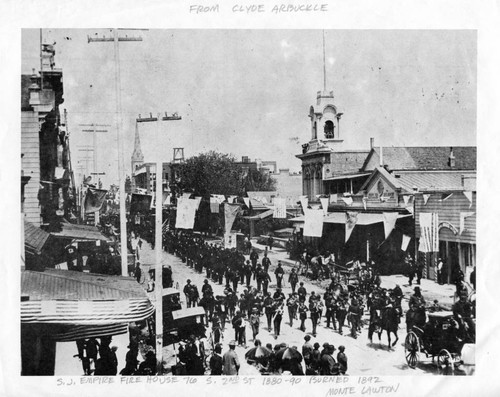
xmin=404 ymin=311 xmax=469 ymax=371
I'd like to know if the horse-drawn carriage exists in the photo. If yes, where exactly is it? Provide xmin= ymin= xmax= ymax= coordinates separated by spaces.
xmin=404 ymin=310 xmax=473 ymax=370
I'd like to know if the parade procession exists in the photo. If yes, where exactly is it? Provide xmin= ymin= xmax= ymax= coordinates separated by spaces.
xmin=19 ymin=29 xmax=476 ymax=378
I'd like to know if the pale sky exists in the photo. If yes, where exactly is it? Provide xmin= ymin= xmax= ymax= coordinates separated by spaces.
xmin=22 ymin=29 xmax=476 ymax=186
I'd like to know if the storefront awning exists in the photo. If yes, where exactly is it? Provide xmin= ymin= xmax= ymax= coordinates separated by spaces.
xmin=291 ymin=212 xmax=411 ymax=226
xmin=49 ymin=323 xmax=129 ymax=342
xmin=323 ymin=172 xmax=371 ymax=181
xmin=21 ymin=269 xmax=154 ymax=325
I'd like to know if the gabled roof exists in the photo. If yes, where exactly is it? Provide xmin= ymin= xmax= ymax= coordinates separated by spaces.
xmin=328 ymin=151 xmax=371 ymax=175
xmin=360 ymin=166 xmax=404 ymax=192
xmin=362 ymin=146 xmax=476 ymax=171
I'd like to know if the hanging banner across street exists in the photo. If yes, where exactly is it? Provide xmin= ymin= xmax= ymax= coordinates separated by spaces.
xmin=418 ymin=212 xmax=439 ymax=252
xmin=303 ymin=209 xmax=324 ymax=237
xmin=401 ymin=234 xmax=411 ymax=251
xmin=224 ymin=203 xmax=240 ymax=233
xmin=460 ymin=212 xmax=475 ymax=234
xmin=210 ymin=197 xmax=220 ymax=213
xmin=175 ymin=198 xmax=198 ymax=229
xmin=383 ymin=212 xmax=399 ymax=239
xmin=320 ymin=197 xmax=329 ymax=216
xmin=345 ymin=211 xmax=359 ymax=243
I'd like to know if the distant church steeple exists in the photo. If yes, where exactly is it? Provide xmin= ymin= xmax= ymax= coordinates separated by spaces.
xmin=131 ymin=122 xmax=144 ymax=192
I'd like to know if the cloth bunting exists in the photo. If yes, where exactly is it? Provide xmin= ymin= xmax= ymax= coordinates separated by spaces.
xmin=460 ymin=212 xmax=475 ymax=234
xmin=341 ymin=197 xmax=353 ymax=206
xmin=330 ymin=194 xmax=338 ymax=204
xmin=423 ymin=194 xmax=431 ymax=205
xmin=84 ymin=188 xmax=108 ymax=214
xmin=401 ymin=234 xmax=411 ymax=251
xmin=210 ymin=197 xmax=219 ymax=213
xmin=310 ymin=204 xmax=321 ymax=210
xmin=224 ymin=203 xmax=240 ymax=233
xmin=345 ymin=211 xmax=359 ymax=243
xmin=273 ymin=198 xmax=287 ymax=219
xmin=182 ymin=192 xmax=193 ymax=199
xmin=406 ymin=206 xmax=414 ymax=215
xmin=299 ymin=196 xmax=309 ymax=214
xmin=303 ymin=209 xmax=324 ymax=237
xmin=315 ymin=194 xmax=322 ymax=199
xmin=228 ymin=195 xmax=237 ymax=204
xmin=403 ymin=195 xmax=411 ymax=206
xmin=163 ymin=193 xmax=171 ymax=206
xmin=418 ymin=213 xmax=439 ymax=253
xmin=243 ymin=197 xmax=251 ymax=208
xmin=175 ymin=198 xmax=198 ymax=229
xmin=362 ymin=197 xmax=367 ymax=211
xmin=320 ymin=197 xmax=329 ymax=216
xmin=463 ymin=191 xmax=473 ymax=208
xmin=383 ymin=212 xmax=399 ymax=239
xmin=214 ymin=194 xmax=226 ymax=204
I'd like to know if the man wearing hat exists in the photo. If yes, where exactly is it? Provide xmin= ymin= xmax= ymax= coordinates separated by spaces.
xmin=288 ymin=268 xmax=299 ymax=293
xmin=275 ymin=262 xmax=285 ymax=289
xmin=302 ymin=335 xmax=313 ymax=367
xmin=320 ymin=344 xmax=337 ymax=375
xmin=223 ymin=341 xmax=240 ymax=375
xmin=250 ymin=307 xmax=261 ymax=341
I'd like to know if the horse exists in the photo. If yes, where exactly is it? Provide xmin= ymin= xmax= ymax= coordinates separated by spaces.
xmin=376 ymin=306 xmax=400 ymax=348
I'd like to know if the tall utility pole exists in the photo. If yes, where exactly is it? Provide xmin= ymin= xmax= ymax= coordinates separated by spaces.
xmin=137 ymin=111 xmax=181 ymax=373
xmin=88 ymin=29 xmax=143 ymax=277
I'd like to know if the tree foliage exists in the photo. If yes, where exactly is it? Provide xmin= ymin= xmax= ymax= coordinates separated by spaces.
xmin=176 ymin=151 xmax=276 ymax=197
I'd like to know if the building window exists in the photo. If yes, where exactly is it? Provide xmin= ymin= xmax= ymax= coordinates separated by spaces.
xmin=324 ymin=120 xmax=334 ymax=138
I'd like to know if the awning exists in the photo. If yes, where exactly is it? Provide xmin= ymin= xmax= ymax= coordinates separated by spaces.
xmin=50 ymin=221 xmax=111 ymax=241
xmin=49 ymin=323 xmax=128 ymax=342
xmin=24 ymin=220 xmax=50 ymax=255
xmin=291 ymin=212 xmax=411 ymax=226
xmin=21 ymin=269 xmax=154 ymax=324
xmin=171 ymin=306 xmax=206 ymax=321
xmin=323 ymin=172 xmax=371 ymax=181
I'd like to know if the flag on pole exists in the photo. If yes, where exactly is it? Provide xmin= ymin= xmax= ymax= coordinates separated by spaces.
xmin=423 ymin=194 xmax=431 ymax=205
xmin=320 ymin=197 xmax=329 ymax=216
xmin=460 ymin=212 xmax=475 ymax=234
xmin=210 ymin=197 xmax=219 ymax=213
xmin=345 ymin=211 xmax=359 ymax=243
xmin=401 ymin=234 xmax=411 ymax=251
xmin=383 ymin=212 xmax=399 ymax=239
xmin=243 ymin=197 xmax=251 ymax=208
xmin=418 ymin=212 xmax=439 ymax=252
xmin=330 ymin=194 xmax=338 ymax=204
xmin=303 ymin=209 xmax=324 ymax=237
xmin=224 ymin=203 xmax=240 ymax=233
xmin=175 ymin=198 xmax=197 ymax=229
xmin=273 ymin=198 xmax=287 ymax=218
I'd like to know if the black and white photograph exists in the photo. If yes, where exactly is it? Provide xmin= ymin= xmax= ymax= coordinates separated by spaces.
xmin=3 ymin=1 xmax=500 ymax=396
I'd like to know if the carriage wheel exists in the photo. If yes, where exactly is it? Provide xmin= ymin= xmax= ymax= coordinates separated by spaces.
xmin=404 ymin=332 xmax=420 ymax=369
xmin=437 ymin=349 xmax=454 ymax=370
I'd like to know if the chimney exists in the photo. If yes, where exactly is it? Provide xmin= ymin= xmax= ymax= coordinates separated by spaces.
xmin=370 ymin=137 xmax=375 ymax=149
xmin=448 ymin=147 xmax=455 ymax=168
xmin=379 ymin=146 xmax=384 ymax=167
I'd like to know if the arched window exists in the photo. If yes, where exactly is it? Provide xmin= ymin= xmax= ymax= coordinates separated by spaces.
xmin=324 ymin=120 xmax=334 ymax=138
